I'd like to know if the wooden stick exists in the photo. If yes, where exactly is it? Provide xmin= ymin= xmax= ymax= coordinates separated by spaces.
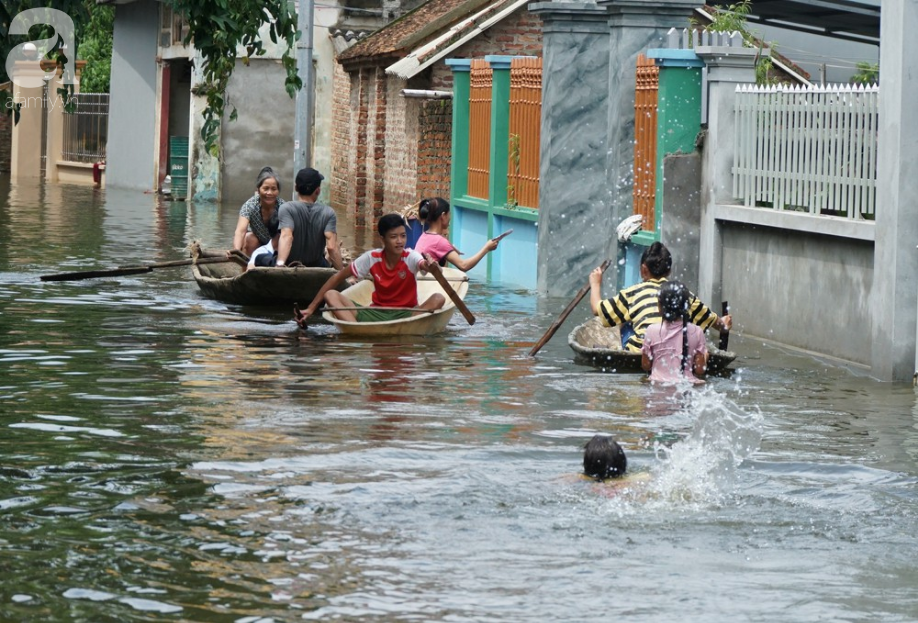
xmin=426 ymin=262 xmax=475 ymax=325
xmin=40 ymin=255 xmax=243 ymax=282
xmin=719 ymin=301 xmax=730 ymax=351
xmin=529 ymin=259 xmax=612 ymax=357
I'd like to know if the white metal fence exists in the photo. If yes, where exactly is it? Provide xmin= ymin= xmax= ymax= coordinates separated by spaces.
xmin=62 ymin=93 xmax=109 ymax=163
xmin=733 ymin=84 xmax=878 ymax=220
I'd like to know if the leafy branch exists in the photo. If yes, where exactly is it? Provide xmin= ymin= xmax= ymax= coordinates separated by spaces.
xmin=166 ymin=0 xmax=301 ymax=157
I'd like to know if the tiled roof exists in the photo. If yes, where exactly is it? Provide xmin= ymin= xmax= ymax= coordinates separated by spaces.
xmin=337 ymin=0 xmax=495 ymax=63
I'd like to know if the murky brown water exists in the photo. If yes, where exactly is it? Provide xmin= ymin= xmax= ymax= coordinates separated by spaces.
xmin=2 ymin=177 xmax=918 ymax=621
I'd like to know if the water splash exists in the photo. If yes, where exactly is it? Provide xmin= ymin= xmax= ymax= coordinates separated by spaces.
xmin=648 ymin=388 xmax=763 ymax=508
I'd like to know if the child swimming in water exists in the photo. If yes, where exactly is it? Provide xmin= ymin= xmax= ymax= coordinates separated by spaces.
xmin=583 ymin=434 xmax=627 ymax=480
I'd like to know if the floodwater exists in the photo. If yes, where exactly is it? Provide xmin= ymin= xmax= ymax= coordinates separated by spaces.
xmin=2 ymin=178 xmax=918 ymax=622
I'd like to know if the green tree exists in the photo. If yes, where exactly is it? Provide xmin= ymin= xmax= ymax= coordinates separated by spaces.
xmin=695 ymin=0 xmax=781 ymax=86
xmin=76 ymin=0 xmax=113 ymax=93
xmin=850 ymin=61 xmax=879 ymax=85
xmin=165 ymin=0 xmax=301 ymax=157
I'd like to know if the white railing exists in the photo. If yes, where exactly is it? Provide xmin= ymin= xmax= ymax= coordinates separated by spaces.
xmin=733 ymin=84 xmax=879 ymax=220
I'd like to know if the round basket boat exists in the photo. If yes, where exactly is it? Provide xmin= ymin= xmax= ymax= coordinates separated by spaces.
xmin=568 ymin=316 xmax=736 ymax=373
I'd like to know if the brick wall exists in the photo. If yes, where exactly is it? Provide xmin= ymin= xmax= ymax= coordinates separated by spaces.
xmin=330 ymin=60 xmax=352 ymax=215
xmin=383 ymin=77 xmax=419 ymax=212
xmin=0 ymin=97 xmax=11 ymax=172
xmin=371 ymin=68 xmax=387 ymax=221
xmin=430 ymin=8 xmax=543 ymax=90
xmin=416 ymin=98 xmax=452 ymax=199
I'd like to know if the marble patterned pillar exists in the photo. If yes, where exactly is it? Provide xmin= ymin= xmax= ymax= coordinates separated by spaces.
xmin=600 ymin=0 xmax=698 ymax=286
xmin=530 ymin=2 xmax=610 ymax=296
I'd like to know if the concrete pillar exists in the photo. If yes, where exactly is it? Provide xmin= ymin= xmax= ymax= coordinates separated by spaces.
xmin=9 ymin=61 xmax=45 ymax=179
xmin=43 ymin=69 xmax=66 ymax=183
xmin=530 ymin=2 xmax=610 ymax=296
xmin=875 ymin=0 xmax=918 ymax=381
xmin=600 ymin=0 xmax=698 ymax=287
xmin=694 ymin=44 xmax=757 ymax=309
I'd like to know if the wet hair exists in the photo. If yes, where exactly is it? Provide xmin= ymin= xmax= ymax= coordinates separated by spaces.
xmin=418 ymin=197 xmax=450 ymax=225
xmin=659 ymin=280 xmax=691 ymax=374
xmin=378 ymin=213 xmax=408 ymax=237
xmin=583 ymin=434 xmax=627 ymax=480
xmin=640 ymin=242 xmax=672 ymax=278
xmin=255 ymin=166 xmax=281 ymax=192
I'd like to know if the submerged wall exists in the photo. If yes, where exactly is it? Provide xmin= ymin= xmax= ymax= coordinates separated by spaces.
xmin=222 ymin=59 xmax=296 ymax=204
xmin=106 ymin=0 xmax=158 ymax=190
xmin=721 ymin=222 xmax=874 ymax=365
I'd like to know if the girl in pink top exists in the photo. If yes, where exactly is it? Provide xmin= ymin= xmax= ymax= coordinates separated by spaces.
xmin=641 ymin=281 xmax=709 ymax=384
xmin=413 ymin=197 xmax=500 ymax=270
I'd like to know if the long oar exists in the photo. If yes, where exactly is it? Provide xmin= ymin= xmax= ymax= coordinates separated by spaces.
xmin=529 ymin=259 xmax=612 ymax=357
xmin=427 ymin=262 xmax=475 ymax=325
xmin=718 ymin=301 xmax=730 ymax=351
xmin=40 ymin=255 xmax=246 ymax=282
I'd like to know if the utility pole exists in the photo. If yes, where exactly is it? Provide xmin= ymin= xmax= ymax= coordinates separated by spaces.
xmin=293 ymin=0 xmax=315 ymax=191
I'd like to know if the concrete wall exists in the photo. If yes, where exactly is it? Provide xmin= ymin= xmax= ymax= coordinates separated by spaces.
xmin=222 ymin=59 xmax=297 ymax=204
xmin=721 ymin=222 xmax=874 ymax=365
xmin=106 ymin=0 xmax=158 ymax=190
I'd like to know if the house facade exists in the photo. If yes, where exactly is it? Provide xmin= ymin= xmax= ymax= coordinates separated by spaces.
xmin=331 ymin=0 xmax=542 ymax=230
xmin=105 ymin=0 xmax=408 ymax=203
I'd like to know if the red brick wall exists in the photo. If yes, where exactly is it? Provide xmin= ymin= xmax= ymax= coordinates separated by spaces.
xmin=383 ymin=77 xmax=419 ymax=212
xmin=430 ymin=8 xmax=543 ymax=90
xmin=416 ymin=98 xmax=452 ymax=199
xmin=0 ymin=98 xmax=11 ymax=172
xmin=330 ymin=60 xmax=352 ymax=215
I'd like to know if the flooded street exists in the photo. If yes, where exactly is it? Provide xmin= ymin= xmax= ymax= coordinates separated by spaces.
xmin=2 ymin=178 xmax=918 ymax=621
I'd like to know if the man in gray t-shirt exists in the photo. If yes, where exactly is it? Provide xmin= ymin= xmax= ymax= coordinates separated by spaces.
xmin=276 ymin=168 xmax=343 ymax=269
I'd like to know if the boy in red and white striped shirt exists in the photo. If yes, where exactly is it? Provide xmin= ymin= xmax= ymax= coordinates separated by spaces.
xmin=296 ymin=214 xmax=444 ymax=325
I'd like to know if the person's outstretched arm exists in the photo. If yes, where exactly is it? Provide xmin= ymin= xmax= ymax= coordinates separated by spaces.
xmin=325 ymin=231 xmax=343 ymax=270
xmin=276 ymin=228 xmax=294 ymax=266
xmin=300 ymin=266 xmax=352 ymax=318
xmin=444 ymin=238 xmax=498 ymax=272
xmin=232 ymin=216 xmax=250 ymax=252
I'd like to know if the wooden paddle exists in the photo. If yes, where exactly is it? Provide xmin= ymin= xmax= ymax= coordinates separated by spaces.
xmin=426 ymin=261 xmax=475 ymax=325
xmin=719 ymin=301 xmax=730 ymax=351
xmin=40 ymin=254 xmax=246 ymax=282
xmin=529 ymin=259 xmax=612 ymax=357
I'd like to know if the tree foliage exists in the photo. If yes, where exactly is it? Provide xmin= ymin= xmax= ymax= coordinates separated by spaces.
xmin=850 ymin=61 xmax=879 ymax=86
xmin=1 ymin=1 xmax=89 ymax=118
xmin=76 ymin=0 xmax=114 ymax=94
xmin=695 ymin=0 xmax=783 ymax=86
xmin=165 ymin=0 xmax=301 ymax=157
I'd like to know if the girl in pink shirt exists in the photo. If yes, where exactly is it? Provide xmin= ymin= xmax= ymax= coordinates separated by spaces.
xmin=414 ymin=197 xmax=499 ymax=270
xmin=641 ymin=281 xmax=709 ymax=384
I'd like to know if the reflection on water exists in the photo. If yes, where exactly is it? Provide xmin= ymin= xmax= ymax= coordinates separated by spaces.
xmin=2 ymin=179 xmax=918 ymax=621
